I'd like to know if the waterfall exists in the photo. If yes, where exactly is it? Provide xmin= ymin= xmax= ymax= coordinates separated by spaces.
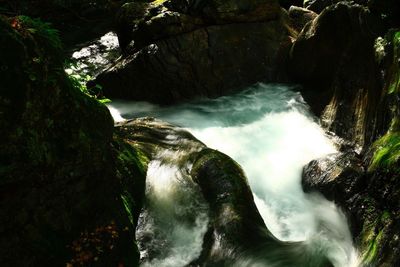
xmin=131 ymin=122 xmax=210 ymax=267
xmin=109 ymin=83 xmax=360 ymax=267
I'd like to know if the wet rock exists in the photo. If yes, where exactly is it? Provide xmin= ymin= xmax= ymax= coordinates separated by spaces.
xmin=289 ymin=2 xmax=386 ymax=148
xmin=302 ymin=151 xmax=365 ymax=202
xmin=302 ymin=149 xmax=400 ymax=266
xmin=301 ymin=30 xmax=400 ymax=266
xmin=190 ymin=148 xmax=274 ymax=265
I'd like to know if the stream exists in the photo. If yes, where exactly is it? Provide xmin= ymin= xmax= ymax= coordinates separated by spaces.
xmin=108 ymin=83 xmax=361 ymax=267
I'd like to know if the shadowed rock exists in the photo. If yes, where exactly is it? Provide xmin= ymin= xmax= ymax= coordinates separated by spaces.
xmin=91 ymin=0 xmax=293 ymax=104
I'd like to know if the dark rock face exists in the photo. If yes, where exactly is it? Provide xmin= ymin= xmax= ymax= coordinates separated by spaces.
xmin=92 ymin=0 xmax=293 ymax=103
xmin=301 ymin=28 xmax=400 ymax=266
xmin=115 ymin=0 xmax=281 ymax=51
xmin=0 ymin=16 xmax=146 ymax=266
xmin=278 ymin=0 xmax=304 ymax=10
xmin=304 ymin=0 xmax=365 ymax=13
xmin=303 ymin=0 xmax=400 ymax=28
xmin=289 ymin=2 xmax=386 ymax=148
xmin=94 ymin=20 xmax=291 ymax=103
xmin=287 ymin=5 xmax=318 ymax=32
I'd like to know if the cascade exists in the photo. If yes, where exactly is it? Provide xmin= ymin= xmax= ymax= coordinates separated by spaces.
xmin=109 ymin=83 xmax=360 ymax=267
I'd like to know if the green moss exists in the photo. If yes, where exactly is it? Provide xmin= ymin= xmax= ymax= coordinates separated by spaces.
xmin=369 ymin=131 xmax=400 ymax=171
xmin=360 ymin=210 xmax=392 ymax=265
xmin=393 ymin=31 xmax=400 ymax=47
xmin=363 ymin=229 xmax=382 ymax=264
xmin=381 ymin=210 xmax=391 ymax=223
xmin=388 ymin=31 xmax=400 ymax=94
xmin=113 ymin=138 xmax=148 ymax=228
xmin=152 ymin=0 xmax=167 ymax=5
xmin=66 ymin=66 xmax=111 ymax=103
xmin=121 ymin=194 xmax=135 ymax=225
xmin=17 ymin=16 xmax=61 ymax=49
xmin=117 ymin=141 xmax=148 ymax=176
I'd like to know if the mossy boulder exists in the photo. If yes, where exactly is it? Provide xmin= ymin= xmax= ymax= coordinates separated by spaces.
xmin=191 ymin=148 xmax=334 ymax=266
xmin=0 ymin=15 xmax=146 ymax=266
xmin=190 ymin=148 xmax=275 ymax=265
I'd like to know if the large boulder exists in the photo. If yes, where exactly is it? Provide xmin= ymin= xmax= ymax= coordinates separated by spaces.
xmin=115 ymin=0 xmax=282 ymax=51
xmin=93 ymin=20 xmax=291 ymax=103
xmin=303 ymin=0 xmax=399 ymax=28
xmin=302 ymin=151 xmax=365 ymax=203
xmin=302 ymin=29 xmax=400 ymax=266
xmin=91 ymin=0 xmax=293 ymax=104
xmin=289 ymin=2 xmax=387 ymax=148
xmin=0 ymin=15 xmax=146 ymax=266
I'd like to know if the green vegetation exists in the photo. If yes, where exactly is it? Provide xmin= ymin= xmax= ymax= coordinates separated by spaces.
xmin=388 ymin=31 xmax=400 ymax=94
xmin=362 ymin=229 xmax=382 ymax=264
xmin=67 ymin=70 xmax=110 ymax=104
xmin=369 ymin=131 xmax=400 ymax=171
xmin=360 ymin=210 xmax=392 ymax=265
xmin=369 ymin=30 xmax=400 ymax=172
xmin=16 ymin=16 xmax=61 ymax=49
xmin=113 ymin=138 xmax=148 ymax=229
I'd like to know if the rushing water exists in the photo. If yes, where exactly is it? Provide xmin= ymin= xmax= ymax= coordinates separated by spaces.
xmin=108 ymin=83 xmax=360 ymax=267
xmin=136 ymin=147 xmax=209 ymax=267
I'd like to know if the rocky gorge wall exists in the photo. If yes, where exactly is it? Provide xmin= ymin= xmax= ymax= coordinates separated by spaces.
xmin=286 ymin=1 xmax=400 ymax=266
xmin=90 ymin=0 xmax=295 ymax=104
xmin=0 ymin=12 xmax=310 ymax=267
xmin=1 ymin=0 xmax=400 ymax=266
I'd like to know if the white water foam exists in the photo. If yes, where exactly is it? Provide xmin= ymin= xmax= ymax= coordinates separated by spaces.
xmin=136 ymin=147 xmax=209 ymax=267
